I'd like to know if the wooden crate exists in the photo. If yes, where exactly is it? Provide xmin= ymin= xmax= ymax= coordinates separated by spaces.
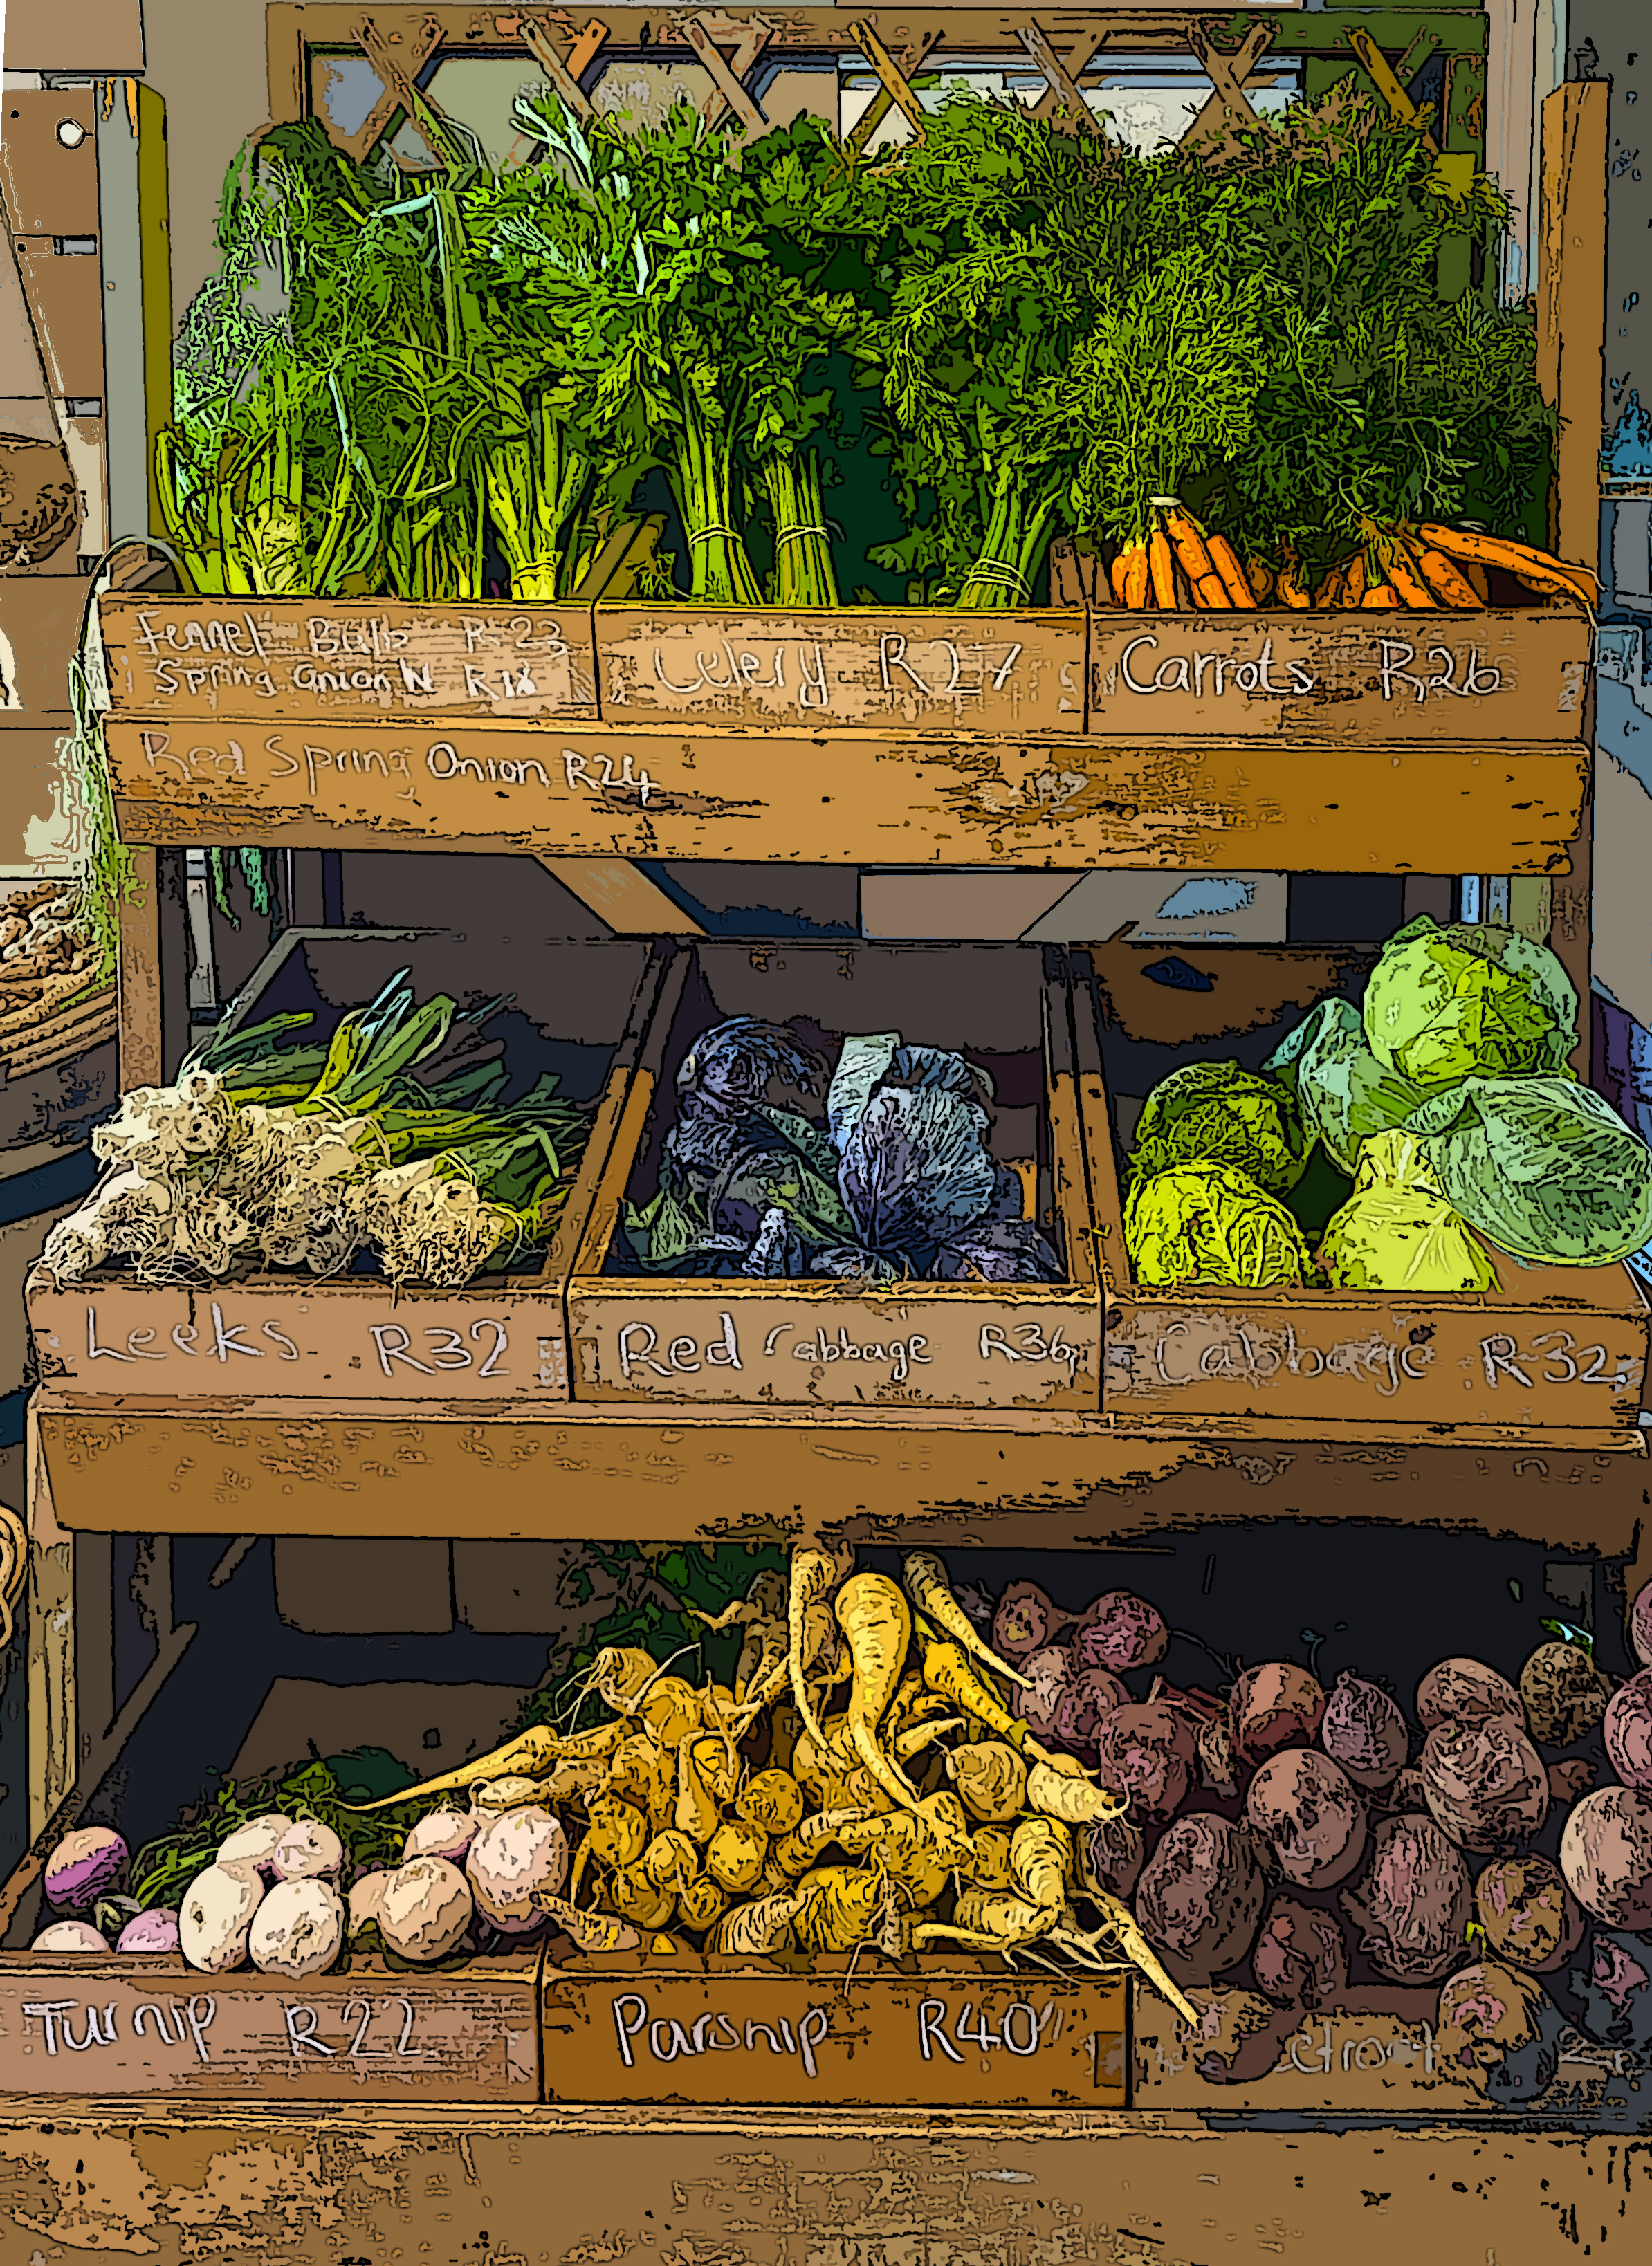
xmin=26 ymin=932 xmax=667 ymax=1406
xmin=1131 ymin=1982 xmax=1642 ymax=2126
xmin=1070 ymin=961 xmax=1651 ymax=1442
xmin=594 ymin=605 xmax=1087 ymax=733
xmin=541 ymin=1954 xmax=1126 ymax=2108
xmin=0 ymin=1951 xmax=538 ymax=2101
xmin=566 ymin=942 xmax=1101 ymax=1413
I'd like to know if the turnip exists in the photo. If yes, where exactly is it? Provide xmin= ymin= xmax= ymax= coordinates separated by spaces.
xmin=1245 ymin=1750 xmax=1367 ymax=1890
xmin=1339 ymin=1814 xmax=1471 ymax=1984
xmin=403 ymin=1807 xmax=478 ymax=1865
xmin=32 ymin=1920 xmax=109 ymax=1953
xmin=380 ymin=1857 xmax=475 ymax=1962
xmin=116 ymin=1909 xmax=181 ymax=1955
xmin=1560 ymin=1786 xmax=1652 ymax=1929
xmin=179 ymin=1863 xmax=263 ymax=1973
xmin=1072 ymin=1591 xmax=1168 ymax=1675
xmin=250 ymin=1879 xmax=345 ymax=1980
xmin=347 ymin=1869 xmax=389 ymax=1941
xmin=44 ymin=1827 xmax=127 ymax=1913
xmin=1474 ymin=1855 xmax=1584 ymax=1975
xmin=216 ymin=1814 xmax=291 ymax=1886
xmin=1013 ymin=1646 xmax=1073 ymax=1744
xmin=1519 ymin=1642 xmax=1613 ymax=1747
xmin=1052 ymin=1666 xmax=1128 ymax=1758
xmin=1603 ymin=1668 xmax=1652 ymax=1789
xmin=466 ymin=1805 xmax=568 ymax=1933
xmin=1094 ymin=1702 xmax=1195 ymax=1821
xmin=1421 ymin=1718 xmax=1548 ymax=1854
xmin=1416 ymin=1658 xmax=1523 ymax=1734
xmin=271 ymin=1819 xmax=344 ymax=1881
xmin=992 ymin=1581 xmax=1074 ymax=1665
xmin=1251 ymin=1895 xmax=1349 ymax=2013
xmin=1135 ymin=1814 xmax=1266 ymax=1984
xmin=1229 ymin=1662 xmax=1326 ymax=1769
xmin=1320 ymin=1671 xmax=1408 ymax=1791
xmin=1435 ymin=1958 xmax=1566 ymax=2103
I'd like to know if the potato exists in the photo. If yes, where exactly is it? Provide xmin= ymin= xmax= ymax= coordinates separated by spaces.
xmin=1519 ymin=1642 xmax=1613 ymax=1747
xmin=380 ymin=1857 xmax=474 ymax=1962
xmin=1134 ymin=1814 xmax=1266 ymax=1984
xmin=1339 ymin=1813 xmax=1471 ymax=1984
xmin=179 ymin=1863 xmax=263 ymax=1974
xmin=1416 ymin=1658 xmax=1523 ymax=1734
xmin=1435 ymin=1958 xmax=1566 ymax=2103
xmin=1604 ymin=1668 xmax=1652 ymax=1789
xmin=1251 ymin=1895 xmax=1350 ymax=2013
xmin=250 ymin=1879 xmax=345 ymax=1979
xmin=1229 ymin=1662 xmax=1325 ymax=1769
xmin=1245 ymin=1750 xmax=1367 ymax=1890
xmin=1420 ymin=1718 xmax=1548 ymax=1854
xmin=1474 ymin=1855 xmax=1584 ymax=1975
xmin=1559 ymin=1786 xmax=1652 ymax=1929
xmin=1320 ymin=1671 xmax=1408 ymax=1790
xmin=1094 ymin=1702 xmax=1195 ymax=1821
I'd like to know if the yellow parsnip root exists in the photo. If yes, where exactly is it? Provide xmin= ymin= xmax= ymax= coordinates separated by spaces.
xmin=787 ymin=1548 xmax=839 ymax=1755
xmin=901 ymin=1551 xmax=1031 ymax=1688
xmin=946 ymin=1740 xmax=1027 ymax=1823
xmin=535 ymin=1895 xmax=641 ymax=1953
xmin=737 ymin=1769 xmax=805 ymax=1836
xmin=1027 ymin=1756 xmax=1128 ymax=1825
xmin=835 ymin=1572 xmax=925 ymax=1814
xmin=679 ymin=1874 xmax=729 ymax=1931
xmin=674 ymin=1743 xmax=720 ymax=1843
xmin=343 ymin=1720 xmax=621 ymax=1812
xmin=712 ymin=1891 xmax=802 ymax=1956
xmin=1011 ymin=1815 xmax=1072 ymax=1912
xmin=913 ymin=1895 xmax=1058 ymax=1958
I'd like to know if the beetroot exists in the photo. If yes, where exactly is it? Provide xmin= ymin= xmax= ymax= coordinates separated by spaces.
xmin=1519 ymin=1642 xmax=1613 ymax=1747
xmin=1245 ymin=1750 xmax=1367 ymax=1889
xmin=992 ymin=1581 xmax=1074 ymax=1664
xmin=1416 ymin=1658 xmax=1523 ymax=1734
xmin=1474 ymin=1855 xmax=1584 ymax=1975
xmin=1604 ymin=1667 xmax=1652 ymax=1789
xmin=1078 ymin=1814 xmax=1146 ymax=1901
xmin=1052 ymin=1666 xmax=1128 ymax=1757
xmin=1436 ymin=1958 xmax=1566 ymax=2103
xmin=1559 ymin=1786 xmax=1652 ymax=1930
xmin=1574 ymin=1932 xmax=1652 ymax=2052
xmin=1176 ymin=1989 xmax=1298 ymax=2085
xmin=1135 ymin=1814 xmax=1265 ymax=1984
xmin=1094 ymin=1702 xmax=1195 ymax=1821
xmin=1229 ymin=1662 xmax=1326 ymax=1769
xmin=1320 ymin=1671 xmax=1408 ymax=1790
xmin=1072 ymin=1591 xmax=1168 ymax=1675
xmin=1251 ymin=1896 xmax=1350 ymax=2012
xmin=1195 ymin=1717 xmax=1240 ymax=1799
xmin=1421 ymin=1718 xmax=1548 ymax=1854
xmin=1339 ymin=1814 xmax=1471 ymax=1984
xmin=1013 ymin=1646 xmax=1073 ymax=1744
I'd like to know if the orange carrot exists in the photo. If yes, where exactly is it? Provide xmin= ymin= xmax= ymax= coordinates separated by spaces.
xmin=1277 ymin=557 xmax=1312 ymax=609
xmin=1204 ymin=531 xmax=1258 ymax=609
xmin=1164 ymin=511 xmax=1218 ymax=588
xmin=1312 ymin=563 xmax=1346 ymax=609
xmin=1148 ymin=531 xmax=1177 ymax=611
xmin=1120 ymin=543 xmax=1151 ymax=609
xmin=1415 ymin=523 xmax=1596 ymax=607
xmin=1386 ymin=544 xmax=1437 ymax=609
xmin=1408 ymin=543 xmax=1479 ymax=608
xmin=1245 ymin=557 xmax=1275 ymax=603
xmin=1361 ymin=583 xmax=1399 ymax=608
xmin=1193 ymin=571 xmax=1231 ymax=609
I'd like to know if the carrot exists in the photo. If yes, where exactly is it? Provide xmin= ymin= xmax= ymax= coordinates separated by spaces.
xmin=1120 ymin=542 xmax=1152 ymax=609
xmin=1245 ymin=556 xmax=1275 ymax=604
xmin=1164 ymin=510 xmax=1218 ymax=587
xmin=1312 ymin=562 xmax=1346 ymax=609
xmin=1010 ymin=1816 xmax=1072 ymax=1912
xmin=1344 ymin=555 xmax=1368 ymax=604
xmin=1385 ymin=543 xmax=1437 ymax=609
xmin=1415 ymin=522 xmax=1597 ymax=606
xmin=1109 ymin=552 xmax=1128 ymax=606
xmin=1276 ymin=556 xmax=1312 ymax=609
xmin=1027 ymin=1755 xmax=1128 ymax=1825
xmin=1204 ymin=531 xmax=1258 ymax=609
xmin=342 ymin=1720 xmax=618 ymax=1811
xmin=1148 ymin=529 xmax=1178 ymax=609
xmin=901 ymin=1549 xmax=1031 ymax=1688
xmin=835 ymin=1571 xmax=924 ymax=1812
xmin=1194 ymin=571 xmax=1232 ymax=609
xmin=1361 ymin=583 xmax=1399 ymax=608
xmin=1410 ymin=544 xmax=1481 ymax=607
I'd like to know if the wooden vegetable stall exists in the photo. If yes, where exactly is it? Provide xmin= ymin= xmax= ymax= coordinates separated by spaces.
xmin=0 ymin=9 xmax=1638 ymax=2260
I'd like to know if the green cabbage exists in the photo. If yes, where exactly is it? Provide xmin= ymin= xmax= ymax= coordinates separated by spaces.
xmin=1319 ymin=1130 xmax=1498 ymax=1293
xmin=1265 ymin=997 xmax=1428 ymax=1177
xmin=1408 ymin=1076 xmax=1652 ymax=1267
xmin=1129 ymin=1060 xmax=1308 ymax=1194
xmin=1124 ymin=1160 xmax=1311 ymax=1289
xmin=1361 ymin=916 xmax=1578 ymax=1091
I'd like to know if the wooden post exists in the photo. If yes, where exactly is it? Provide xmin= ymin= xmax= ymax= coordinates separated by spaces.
xmin=1536 ymin=81 xmax=1608 ymax=1080
xmin=117 ymin=845 xmax=164 ymax=1089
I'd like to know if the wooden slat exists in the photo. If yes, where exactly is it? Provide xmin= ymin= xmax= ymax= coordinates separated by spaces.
xmin=521 ymin=19 xmax=597 ymax=119
xmin=116 ymin=847 xmax=163 ymax=1090
xmin=683 ymin=15 xmax=769 ymax=135
xmin=538 ymin=859 xmax=706 ymax=936
xmin=1016 ymin=24 xmax=1105 ymax=133
xmin=849 ymin=19 xmax=929 ymax=141
xmin=1183 ymin=20 xmax=1274 ymax=145
xmin=844 ymin=26 xmax=940 ymax=154
xmin=1537 ymin=81 xmax=1609 ymax=568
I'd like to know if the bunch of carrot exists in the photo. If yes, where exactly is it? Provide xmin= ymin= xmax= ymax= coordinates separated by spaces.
xmin=1100 ymin=504 xmax=1596 ymax=616
xmin=346 ymin=1545 xmax=1193 ymax=2014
